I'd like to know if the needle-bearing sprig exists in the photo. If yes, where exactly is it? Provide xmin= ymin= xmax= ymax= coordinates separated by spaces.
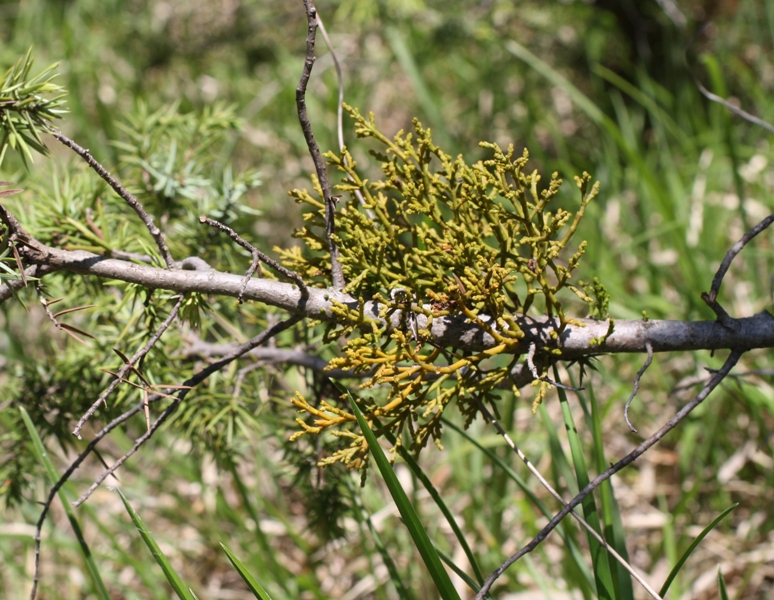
xmin=280 ymin=105 xmax=606 ymax=473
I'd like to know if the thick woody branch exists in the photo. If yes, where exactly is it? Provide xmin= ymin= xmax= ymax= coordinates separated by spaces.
xmin=11 ymin=239 xmax=774 ymax=358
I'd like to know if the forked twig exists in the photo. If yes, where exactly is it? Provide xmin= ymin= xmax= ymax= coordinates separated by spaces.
xmin=297 ymin=0 xmax=345 ymax=291
xmin=475 ymin=398 xmax=663 ymax=600
xmin=36 ymin=284 xmax=97 ymax=345
xmin=198 ymin=215 xmax=309 ymax=301
xmin=477 ymin=347 xmax=744 ymax=598
xmin=28 ymin=314 xmax=302 ymax=600
xmin=51 ymin=130 xmax=176 ymax=269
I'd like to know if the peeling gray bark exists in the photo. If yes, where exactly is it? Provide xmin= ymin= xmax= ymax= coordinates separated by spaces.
xmin=12 ymin=242 xmax=774 ymax=358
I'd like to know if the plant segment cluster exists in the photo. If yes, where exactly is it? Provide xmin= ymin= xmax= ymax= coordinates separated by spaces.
xmin=281 ymin=106 xmax=605 ymax=472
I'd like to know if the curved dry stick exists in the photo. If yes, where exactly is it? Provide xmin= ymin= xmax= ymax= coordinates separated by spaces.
xmin=705 ymin=212 xmax=774 ymax=304
xmin=624 ymin=341 xmax=654 ymax=433
xmin=51 ymin=130 xmax=176 ymax=269
xmin=526 ymin=342 xmax=584 ymax=392
xmin=476 ymin=347 xmax=744 ymax=598
xmin=315 ymin=13 xmax=345 ymax=154
xmin=28 ymin=315 xmax=301 ymax=600
xmin=297 ymin=0 xmax=345 ymax=291
xmin=684 ymin=23 xmax=774 ymax=135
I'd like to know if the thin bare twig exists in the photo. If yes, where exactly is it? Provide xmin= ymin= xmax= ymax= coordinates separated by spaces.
xmin=686 ymin=23 xmax=774 ymax=137
xmin=624 ymin=341 xmax=654 ymax=433
xmin=71 ymin=295 xmax=185 ymax=439
xmin=198 ymin=215 xmax=308 ymax=300
xmin=477 ymin=347 xmax=744 ymax=598
xmin=315 ymin=13 xmax=345 ymax=155
xmin=704 ymin=211 xmax=774 ymax=305
xmin=28 ymin=314 xmax=301 ymax=600
xmin=50 ymin=130 xmax=176 ymax=269
xmin=476 ymin=398 xmax=663 ymax=600
xmin=71 ymin=314 xmax=302 ymax=507
xmin=297 ymin=0 xmax=345 ymax=291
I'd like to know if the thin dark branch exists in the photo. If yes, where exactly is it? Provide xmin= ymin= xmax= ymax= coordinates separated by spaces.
xmin=182 ymin=339 xmax=365 ymax=379
xmin=297 ymin=0 xmax=345 ymax=291
xmin=50 ymin=130 xmax=176 ymax=269
xmin=28 ymin=314 xmax=301 ymax=600
xmin=72 ymin=314 xmax=302 ymax=507
xmin=705 ymin=211 xmax=774 ymax=304
xmin=200 ymin=215 xmax=262 ymax=302
xmin=476 ymin=347 xmax=744 ymax=599
xmin=625 ymin=341 xmax=654 ymax=433
xmin=476 ymin=397 xmax=662 ymax=599
xmin=198 ymin=215 xmax=308 ymax=301
xmin=71 ymin=295 xmax=185 ymax=439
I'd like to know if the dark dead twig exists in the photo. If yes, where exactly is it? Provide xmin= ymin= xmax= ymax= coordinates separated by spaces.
xmin=477 ymin=347 xmax=744 ymax=599
xmin=297 ymin=0 xmax=345 ymax=291
xmin=51 ymin=130 xmax=176 ymax=269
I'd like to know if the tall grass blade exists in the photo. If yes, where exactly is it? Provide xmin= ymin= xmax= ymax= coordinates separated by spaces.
xmin=658 ymin=503 xmax=738 ymax=597
xmin=19 ymin=406 xmax=110 ymax=600
xmin=220 ymin=543 xmax=272 ymax=600
xmin=385 ymin=430 xmax=484 ymax=585
xmin=348 ymin=393 xmax=461 ymax=600
xmin=116 ymin=488 xmax=196 ymax=600
xmin=556 ymin=381 xmax=616 ymax=600
xmin=442 ymin=417 xmax=595 ymax=593
xmin=436 ymin=547 xmax=486 ymax=596
xmin=717 ymin=569 xmax=730 ymax=600
xmin=583 ymin=381 xmax=635 ymax=600
xmin=350 ymin=488 xmax=416 ymax=600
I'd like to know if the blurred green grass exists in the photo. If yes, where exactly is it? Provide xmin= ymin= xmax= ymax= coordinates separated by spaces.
xmin=2 ymin=0 xmax=774 ymax=598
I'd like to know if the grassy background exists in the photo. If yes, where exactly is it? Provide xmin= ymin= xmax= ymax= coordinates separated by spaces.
xmin=1 ymin=0 xmax=774 ymax=598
